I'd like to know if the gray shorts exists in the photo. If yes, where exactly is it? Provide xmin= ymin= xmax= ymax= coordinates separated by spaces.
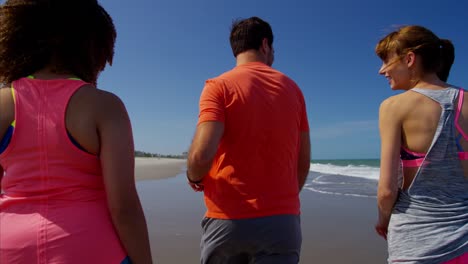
xmin=200 ymin=214 xmax=301 ymax=264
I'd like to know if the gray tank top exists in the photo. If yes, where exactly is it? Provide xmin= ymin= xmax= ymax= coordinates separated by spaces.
xmin=388 ymin=87 xmax=468 ymax=264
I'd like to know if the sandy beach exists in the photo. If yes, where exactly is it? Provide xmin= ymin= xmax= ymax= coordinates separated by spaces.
xmin=135 ymin=158 xmax=388 ymax=263
xmin=135 ymin=157 xmax=187 ymax=181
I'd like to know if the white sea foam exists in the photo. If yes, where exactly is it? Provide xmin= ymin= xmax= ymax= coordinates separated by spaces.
xmin=309 ymin=162 xmax=380 ymax=181
xmin=304 ymin=186 xmax=376 ymax=198
xmin=304 ymin=175 xmax=377 ymax=198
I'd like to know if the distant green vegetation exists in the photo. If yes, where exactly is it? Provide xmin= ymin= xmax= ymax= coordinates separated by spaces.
xmin=134 ymin=150 xmax=187 ymax=159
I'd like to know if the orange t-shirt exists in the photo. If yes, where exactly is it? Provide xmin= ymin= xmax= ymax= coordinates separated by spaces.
xmin=198 ymin=62 xmax=309 ymax=219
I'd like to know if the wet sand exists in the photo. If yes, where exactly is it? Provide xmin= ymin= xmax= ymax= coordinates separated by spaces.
xmin=135 ymin=158 xmax=388 ymax=263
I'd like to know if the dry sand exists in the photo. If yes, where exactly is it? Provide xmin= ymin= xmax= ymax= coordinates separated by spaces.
xmin=135 ymin=157 xmax=186 ymax=181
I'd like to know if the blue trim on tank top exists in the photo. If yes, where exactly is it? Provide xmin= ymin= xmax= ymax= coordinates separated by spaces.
xmin=0 ymin=125 xmax=14 ymax=153
xmin=67 ymin=132 xmax=89 ymax=153
xmin=121 ymin=256 xmax=132 ymax=264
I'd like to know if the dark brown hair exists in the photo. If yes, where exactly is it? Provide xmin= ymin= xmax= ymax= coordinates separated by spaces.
xmin=229 ymin=16 xmax=273 ymax=58
xmin=0 ymin=0 xmax=116 ymax=84
xmin=375 ymin=25 xmax=455 ymax=82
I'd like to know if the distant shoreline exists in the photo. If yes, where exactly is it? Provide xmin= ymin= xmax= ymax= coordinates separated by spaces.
xmin=134 ymin=157 xmax=186 ymax=181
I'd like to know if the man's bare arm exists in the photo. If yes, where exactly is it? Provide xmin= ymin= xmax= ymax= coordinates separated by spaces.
xmin=187 ymin=121 xmax=224 ymax=183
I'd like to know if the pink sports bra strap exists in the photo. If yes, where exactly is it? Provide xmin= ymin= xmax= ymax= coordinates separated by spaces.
xmin=458 ymin=89 xmax=464 ymax=113
xmin=455 ymin=89 xmax=468 ymax=141
xmin=458 ymin=152 xmax=468 ymax=160
xmin=402 ymin=88 xmax=468 ymax=168
xmin=401 ymin=158 xmax=424 ymax=167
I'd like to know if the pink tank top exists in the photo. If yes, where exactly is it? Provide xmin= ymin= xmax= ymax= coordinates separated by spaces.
xmin=0 ymin=77 xmax=126 ymax=264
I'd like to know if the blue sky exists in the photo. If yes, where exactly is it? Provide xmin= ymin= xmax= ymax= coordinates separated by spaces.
xmin=97 ymin=0 xmax=468 ymax=159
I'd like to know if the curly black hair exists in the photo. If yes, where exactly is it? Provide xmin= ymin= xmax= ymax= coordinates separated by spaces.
xmin=0 ymin=0 xmax=116 ymax=84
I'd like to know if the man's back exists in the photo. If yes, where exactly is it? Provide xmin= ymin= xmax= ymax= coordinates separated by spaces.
xmin=199 ymin=62 xmax=309 ymax=219
xmin=187 ymin=17 xmax=309 ymax=263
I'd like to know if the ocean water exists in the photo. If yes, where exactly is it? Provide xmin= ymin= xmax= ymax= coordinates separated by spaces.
xmin=305 ymin=159 xmax=380 ymax=198
xmin=139 ymin=159 xmax=382 ymax=200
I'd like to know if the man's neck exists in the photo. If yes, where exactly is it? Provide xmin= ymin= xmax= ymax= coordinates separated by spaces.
xmin=236 ymin=50 xmax=267 ymax=66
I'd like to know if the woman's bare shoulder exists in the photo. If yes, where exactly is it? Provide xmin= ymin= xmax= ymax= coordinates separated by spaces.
xmin=380 ymin=93 xmax=407 ymax=109
xmin=91 ymin=88 xmax=128 ymax=122
xmin=73 ymin=85 xmax=124 ymax=108
xmin=68 ymin=85 xmax=128 ymax=125
xmin=379 ymin=92 xmax=418 ymax=121
xmin=94 ymin=88 xmax=126 ymax=112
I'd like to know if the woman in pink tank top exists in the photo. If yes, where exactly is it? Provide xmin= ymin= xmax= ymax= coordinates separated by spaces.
xmin=0 ymin=1 xmax=152 ymax=263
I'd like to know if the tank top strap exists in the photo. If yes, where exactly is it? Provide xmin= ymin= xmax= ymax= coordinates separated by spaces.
xmin=411 ymin=87 xmax=459 ymax=110
xmin=4 ymin=77 xmax=91 ymax=160
xmin=407 ymin=86 xmax=466 ymax=196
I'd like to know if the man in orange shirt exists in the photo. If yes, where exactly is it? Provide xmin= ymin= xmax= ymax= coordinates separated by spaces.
xmin=187 ymin=16 xmax=311 ymax=264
